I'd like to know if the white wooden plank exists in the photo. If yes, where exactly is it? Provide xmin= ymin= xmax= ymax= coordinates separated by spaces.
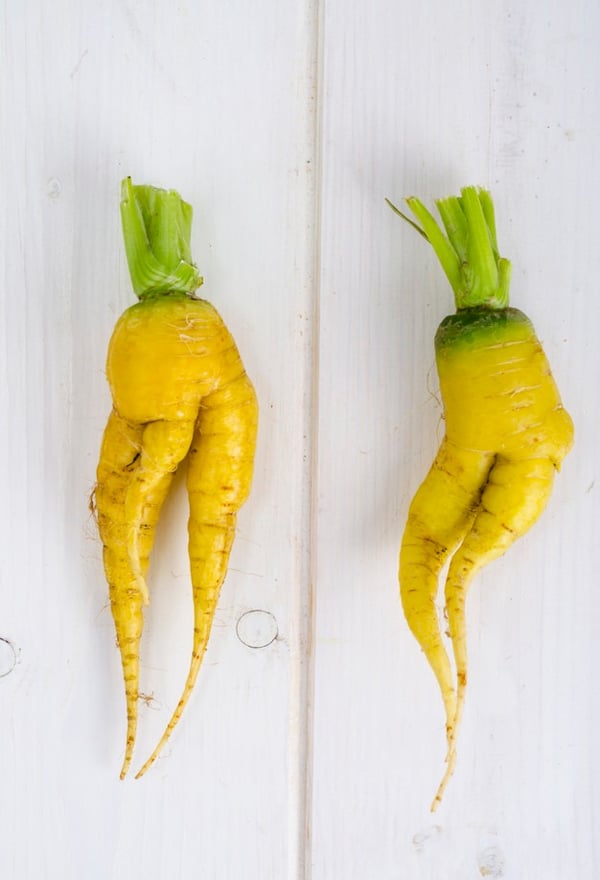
xmin=3 ymin=0 xmax=600 ymax=876
xmin=0 ymin=1 xmax=318 ymax=877
xmin=311 ymin=0 xmax=600 ymax=877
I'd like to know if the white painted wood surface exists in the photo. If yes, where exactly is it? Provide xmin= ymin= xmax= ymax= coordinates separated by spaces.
xmin=0 ymin=1 xmax=598 ymax=877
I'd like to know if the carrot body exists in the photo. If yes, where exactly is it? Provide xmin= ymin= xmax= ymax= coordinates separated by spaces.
xmin=436 ymin=308 xmax=573 ymax=463
xmin=392 ymin=188 xmax=573 ymax=809
xmin=95 ymin=179 xmax=258 ymax=778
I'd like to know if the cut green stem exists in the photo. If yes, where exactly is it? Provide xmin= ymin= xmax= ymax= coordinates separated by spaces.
xmin=120 ymin=176 xmax=203 ymax=300
xmin=387 ymin=186 xmax=511 ymax=311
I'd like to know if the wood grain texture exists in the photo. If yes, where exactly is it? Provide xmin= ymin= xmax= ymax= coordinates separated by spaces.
xmin=1 ymin=0 xmax=599 ymax=877
xmin=0 ymin=1 xmax=318 ymax=878
xmin=311 ymin=0 xmax=600 ymax=878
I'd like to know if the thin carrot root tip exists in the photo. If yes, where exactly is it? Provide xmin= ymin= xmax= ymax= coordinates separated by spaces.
xmin=431 ymin=743 xmax=458 ymax=812
xmin=119 ymin=754 xmax=132 ymax=780
xmin=134 ymin=757 xmax=155 ymax=779
xmin=395 ymin=185 xmax=573 ymax=809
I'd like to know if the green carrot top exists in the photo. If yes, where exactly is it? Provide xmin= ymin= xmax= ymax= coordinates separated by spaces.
xmin=387 ymin=185 xmax=511 ymax=311
xmin=120 ymin=176 xmax=203 ymax=300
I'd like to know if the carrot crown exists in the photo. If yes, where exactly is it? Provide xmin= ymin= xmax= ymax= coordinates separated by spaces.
xmin=120 ymin=176 xmax=203 ymax=300
xmin=387 ymin=186 xmax=511 ymax=311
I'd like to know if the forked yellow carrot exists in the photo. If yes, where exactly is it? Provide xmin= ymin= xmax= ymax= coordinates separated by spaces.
xmin=95 ymin=178 xmax=258 ymax=778
xmin=390 ymin=187 xmax=573 ymax=809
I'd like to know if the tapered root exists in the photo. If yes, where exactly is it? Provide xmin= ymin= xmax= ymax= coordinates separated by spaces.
xmin=134 ymin=541 xmax=232 ymax=779
xmin=400 ymin=439 xmax=494 ymax=750
xmin=119 ymin=705 xmax=137 ymax=779
xmin=134 ymin=642 xmax=210 ymax=779
xmin=431 ymin=745 xmax=458 ymax=812
xmin=436 ymin=455 xmax=557 ymax=803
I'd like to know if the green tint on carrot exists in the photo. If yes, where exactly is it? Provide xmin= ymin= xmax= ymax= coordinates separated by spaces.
xmin=391 ymin=185 xmax=573 ymax=810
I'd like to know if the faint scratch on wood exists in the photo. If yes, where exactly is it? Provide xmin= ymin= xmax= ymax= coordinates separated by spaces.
xmin=412 ymin=824 xmax=443 ymax=852
xmin=69 ymin=50 xmax=89 ymax=79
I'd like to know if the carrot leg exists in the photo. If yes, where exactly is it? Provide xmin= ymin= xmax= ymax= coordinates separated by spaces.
xmin=96 ymin=410 xmax=145 ymax=778
xmin=135 ymin=375 xmax=258 ymax=778
xmin=124 ymin=419 xmax=195 ymax=604
xmin=433 ymin=456 xmax=556 ymax=808
xmin=97 ymin=414 xmax=195 ymax=777
xmin=134 ymin=519 xmax=235 ymax=779
xmin=400 ymin=438 xmax=494 ymax=748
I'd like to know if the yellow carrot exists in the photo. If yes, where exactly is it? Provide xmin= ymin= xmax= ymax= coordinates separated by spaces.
xmin=95 ymin=178 xmax=258 ymax=778
xmin=390 ymin=187 xmax=573 ymax=809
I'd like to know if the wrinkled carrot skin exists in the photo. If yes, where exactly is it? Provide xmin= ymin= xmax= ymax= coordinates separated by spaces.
xmin=401 ymin=307 xmax=573 ymax=808
xmin=436 ymin=308 xmax=573 ymax=464
xmin=96 ymin=412 xmax=146 ymax=778
xmin=134 ymin=371 xmax=257 ymax=777
xmin=400 ymin=438 xmax=494 ymax=742
xmin=96 ymin=292 xmax=258 ymax=778
xmin=394 ymin=188 xmax=573 ymax=810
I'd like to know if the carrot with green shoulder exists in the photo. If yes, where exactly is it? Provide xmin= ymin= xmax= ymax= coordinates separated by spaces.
xmin=388 ymin=186 xmax=573 ymax=809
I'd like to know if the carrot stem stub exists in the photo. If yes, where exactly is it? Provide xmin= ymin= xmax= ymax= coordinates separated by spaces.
xmin=95 ymin=179 xmax=258 ymax=778
xmin=392 ymin=186 xmax=573 ymax=810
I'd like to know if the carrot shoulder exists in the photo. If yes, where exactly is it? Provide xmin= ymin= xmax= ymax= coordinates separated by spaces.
xmin=392 ymin=187 xmax=573 ymax=809
xmin=95 ymin=178 xmax=258 ymax=778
